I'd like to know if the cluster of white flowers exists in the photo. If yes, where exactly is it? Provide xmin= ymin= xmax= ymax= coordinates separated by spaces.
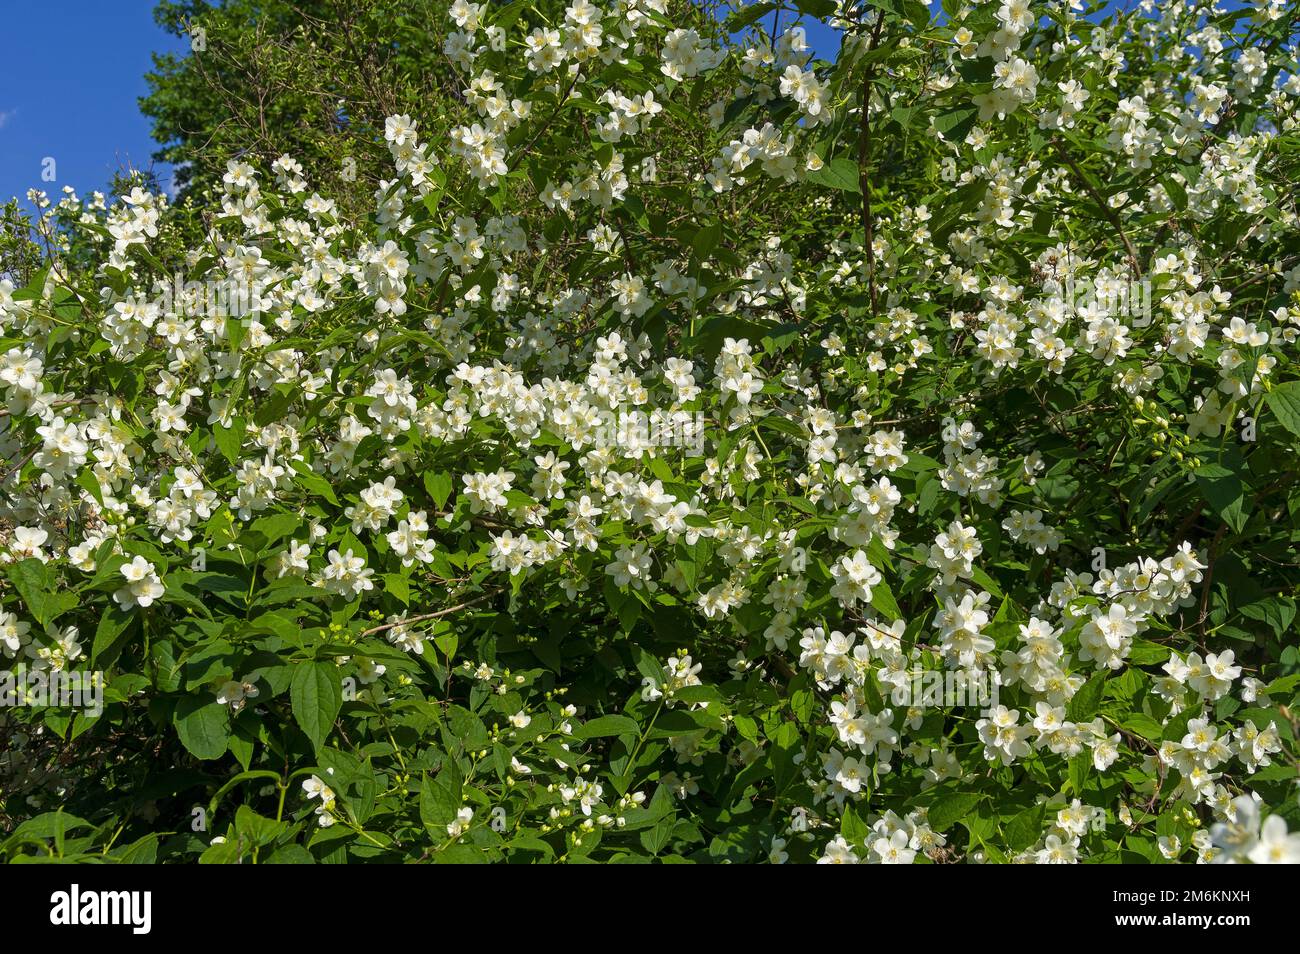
xmin=818 ymin=807 xmax=942 ymax=864
xmin=113 ymin=556 xmax=165 ymax=610
xmin=1001 ymin=508 xmax=1061 ymax=555
xmin=301 ymin=774 xmax=337 ymax=827
xmin=1072 ymin=544 xmax=1206 ymax=670
xmin=640 ymin=653 xmax=704 ymax=707
xmin=314 ymin=549 xmax=375 ymax=599
xmin=968 ymin=2 xmax=1040 ymax=120
xmin=709 ymin=122 xmax=799 ymax=192
xmin=936 ymin=418 xmax=1003 ymax=505
xmin=1012 ymin=799 xmax=1108 ymax=864
xmin=1208 ymin=794 xmax=1300 ymax=863
xmin=660 ymin=27 xmax=724 ymax=81
xmin=927 ymin=520 xmax=984 ymax=587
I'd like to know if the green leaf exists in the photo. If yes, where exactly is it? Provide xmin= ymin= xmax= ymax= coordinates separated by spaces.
xmin=726 ymin=1 xmax=777 ymax=31
xmin=926 ymin=792 xmax=984 ymax=832
xmin=1068 ymin=672 xmax=1107 ymax=722
xmin=115 ymin=834 xmax=160 ymax=864
xmin=968 ymin=565 xmax=1003 ymax=598
xmin=290 ymin=661 xmax=342 ymax=752
xmin=291 ymin=461 xmax=340 ymax=506
xmin=795 ymin=0 xmax=836 ymax=17
xmin=575 ymin=714 xmax=641 ymax=739
xmin=1194 ymin=463 xmax=1247 ymax=533
xmin=75 ymin=468 xmax=105 ymax=506
xmin=1068 ymin=752 xmax=1092 ymax=795
xmin=235 ymin=806 xmax=287 ymax=846
xmin=770 ymin=721 xmax=801 ymax=792
xmin=383 ymin=573 xmax=410 ymax=606
xmin=421 ymin=188 xmax=443 ymax=221
xmin=173 ymin=696 xmax=231 ymax=760
xmin=250 ymin=512 xmax=303 ymax=547
xmin=9 ymin=810 xmax=89 ymax=844
xmin=841 ymin=803 xmax=871 ymax=845
xmin=5 ymin=559 xmax=52 ymax=626
xmin=1163 ymin=177 xmax=1188 ymax=212
xmin=265 ymin=844 xmax=316 ymax=864
xmin=1162 ymin=707 xmax=1197 ymax=744
xmin=1239 ymin=596 xmax=1296 ymax=637
xmin=1265 ymin=381 xmax=1300 ymax=437
xmin=424 ymin=471 xmax=453 ymax=509
xmin=933 ymin=106 xmax=978 ymax=142
xmin=691 ymin=220 xmax=723 ymax=260
xmin=1128 ymin=639 xmax=1169 ymax=666
xmin=1121 ymin=713 xmax=1165 ymax=741
xmin=91 ymin=604 xmax=135 ymax=665
xmin=869 ymin=578 xmax=901 ymax=620
xmin=806 ymin=157 xmax=861 ymax=194
xmin=1003 ymin=802 xmax=1045 ymax=851
xmin=639 ymin=816 xmax=676 ymax=855
xmin=214 ymin=417 xmax=246 ymax=465
xmin=1265 ymin=673 xmax=1300 ymax=697
xmin=419 ymin=766 xmax=463 ymax=829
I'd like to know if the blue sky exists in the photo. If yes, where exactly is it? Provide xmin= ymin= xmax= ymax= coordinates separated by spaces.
xmin=756 ymin=6 xmax=843 ymax=57
xmin=0 ymin=2 xmax=186 ymax=209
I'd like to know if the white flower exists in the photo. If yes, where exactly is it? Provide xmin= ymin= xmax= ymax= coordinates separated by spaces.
xmin=447 ymin=806 xmax=474 ymax=838
xmin=1248 ymin=815 xmax=1300 ymax=864
xmin=818 ymin=834 xmax=860 ymax=864
xmin=113 ymin=556 xmax=165 ymax=610
xmin=215 ymin=678 xmax=259 ymax=712
xmin=302 ymin=775 xmax=337 ymax=827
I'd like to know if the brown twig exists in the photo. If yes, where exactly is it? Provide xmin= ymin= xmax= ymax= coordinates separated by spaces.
xmin=359 ymin=590 xmax=500 ymax=636
xmin=1052 ymin=139 xmax=1141 ymax=277
xmin=856 ymin=14 xmax=887 ymax=317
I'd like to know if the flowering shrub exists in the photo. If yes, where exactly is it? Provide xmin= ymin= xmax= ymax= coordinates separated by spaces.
xmin=2 ymin=0 xmax=1300 ymax=864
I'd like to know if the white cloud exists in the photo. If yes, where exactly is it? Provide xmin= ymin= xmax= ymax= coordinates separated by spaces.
xmin=0 ymin=108 xmax=15 ymax=130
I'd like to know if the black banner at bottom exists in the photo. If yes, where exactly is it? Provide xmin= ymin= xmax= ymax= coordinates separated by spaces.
xmin=0 ymin=861 xmax=1279 ymax=940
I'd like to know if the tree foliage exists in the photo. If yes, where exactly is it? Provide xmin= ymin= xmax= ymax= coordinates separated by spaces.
xmin=2 ymin=0 xmax=1299 ymax=864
